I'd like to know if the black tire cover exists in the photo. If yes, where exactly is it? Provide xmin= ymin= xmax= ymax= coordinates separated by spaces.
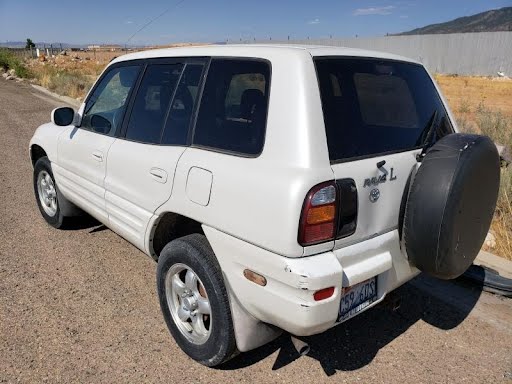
xmin=404 ymin=133 xmax=500 ymax=280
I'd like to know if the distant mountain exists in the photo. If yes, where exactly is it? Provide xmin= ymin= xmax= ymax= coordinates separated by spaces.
xmin=0 ymin=41 xmax=29 ymax=48
xmin=399 ymin=7 xmax=512 ymax=35
xmin=0 ymin=41 xmax=148 ymax=49
xmin=0 ymin=41 xmax=85 ymax=48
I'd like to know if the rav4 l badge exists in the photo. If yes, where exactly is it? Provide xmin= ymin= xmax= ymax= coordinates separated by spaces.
xmin=363 ymin=167 xmax=397 ymax=188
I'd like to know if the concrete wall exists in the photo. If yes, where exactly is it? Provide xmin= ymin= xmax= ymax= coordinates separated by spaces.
xmin=250 ymin=32 xmax=512 ymax=76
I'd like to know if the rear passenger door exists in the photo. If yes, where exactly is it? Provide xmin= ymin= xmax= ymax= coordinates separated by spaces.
xmin=172 ymin=58 xmax=271 ymax=227
xmin=104 ymin=58 xmax=206 ymax=250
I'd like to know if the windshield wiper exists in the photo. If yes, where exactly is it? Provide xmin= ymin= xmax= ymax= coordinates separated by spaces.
xmin=416 ymin=110 xmax=439 ymax=162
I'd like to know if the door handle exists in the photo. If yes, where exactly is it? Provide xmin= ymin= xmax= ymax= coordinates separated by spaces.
xmin=149 ymin=167 xmax=168 ymax=183
xmin=92 ymin=151 xmax=103 ymax=162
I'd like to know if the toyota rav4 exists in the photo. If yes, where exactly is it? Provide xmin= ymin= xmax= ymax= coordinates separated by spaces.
xmin=29 ymin=45 xmax=500 ymax=366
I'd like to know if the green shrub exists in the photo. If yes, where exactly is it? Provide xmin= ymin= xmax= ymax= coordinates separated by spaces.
xmin=0 ymin=50 xmax=12 ymax=70
xmin=0 ymin=49 xmax=30 ymax=78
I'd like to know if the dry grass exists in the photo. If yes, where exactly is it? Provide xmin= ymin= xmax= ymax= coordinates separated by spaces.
xmin=26 ymin=56 xmax=105 ymax=100
xmin=435 ymin=75 xmax=512 ymax=120
xmin=436 ymin=74 xmax=512 ymax=260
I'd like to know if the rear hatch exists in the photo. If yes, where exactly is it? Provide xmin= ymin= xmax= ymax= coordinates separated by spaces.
xmin=314 ymin=57 xmax=453 ymax=249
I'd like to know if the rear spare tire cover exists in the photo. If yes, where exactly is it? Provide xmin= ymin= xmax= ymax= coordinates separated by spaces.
xmin=404 ymin=133 xmax=500 ymax=280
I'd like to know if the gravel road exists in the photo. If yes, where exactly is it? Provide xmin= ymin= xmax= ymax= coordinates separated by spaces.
xmin=1 ymin=79 xmax=511 ymax=383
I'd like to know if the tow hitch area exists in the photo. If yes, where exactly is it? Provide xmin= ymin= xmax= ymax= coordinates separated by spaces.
xmin=381 ymin=291 xmax=402 ymax=312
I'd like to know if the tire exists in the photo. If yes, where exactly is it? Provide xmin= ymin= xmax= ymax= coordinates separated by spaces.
xmin=157 ymin=234 xmax=237 ymax=367
xmin=403 ymin=133 xmax=500 ymax=280
xmin=33 ymin=156 xmax=74 ymax=229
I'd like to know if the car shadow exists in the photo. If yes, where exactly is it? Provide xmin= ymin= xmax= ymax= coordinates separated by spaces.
xmin=60 ymin=215 xmax=101 ymax=231
xmin=218 ymin=274 xmax=483 ymax=376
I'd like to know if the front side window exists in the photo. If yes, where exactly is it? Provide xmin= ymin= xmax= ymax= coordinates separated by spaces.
xmin=82 ymin=65 xmax=140 ymax=135
xmin=193 ymin=59 xmax=270 ymax=155
xmin=125 ymin=64 xmax=184 ymax=144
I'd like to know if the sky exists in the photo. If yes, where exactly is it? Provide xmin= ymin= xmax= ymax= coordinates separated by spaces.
xmin=0 ymin=0 xmax=510 ymax=46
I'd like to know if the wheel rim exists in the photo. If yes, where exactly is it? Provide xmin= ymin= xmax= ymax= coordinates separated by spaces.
xmin=37 ymin=170 xmax=58 ymax=217
xmin=165 ymin=263 xmax=212 ymax=345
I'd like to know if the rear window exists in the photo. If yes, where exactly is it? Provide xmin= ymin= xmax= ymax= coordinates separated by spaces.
xmin=315 ymin=58 xmax=453 ymax=162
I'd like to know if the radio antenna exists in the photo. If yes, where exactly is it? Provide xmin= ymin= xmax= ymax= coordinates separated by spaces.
xmin=125 ymin=0 xmax=188 ymax=46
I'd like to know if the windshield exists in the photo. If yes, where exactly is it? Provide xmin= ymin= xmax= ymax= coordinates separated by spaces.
xmin=315 ymin=57 xmax=453 ymax=162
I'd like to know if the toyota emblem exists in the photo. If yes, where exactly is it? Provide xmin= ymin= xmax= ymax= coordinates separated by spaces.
xmin=369 ymin=188 xmax=380 ymax=203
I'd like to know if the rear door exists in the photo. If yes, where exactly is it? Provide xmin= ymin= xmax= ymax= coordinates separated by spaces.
xmin=104 ymin=59 xmax=206 ymax=250
xmin=314 ymin=58 xmax=453 ymax=248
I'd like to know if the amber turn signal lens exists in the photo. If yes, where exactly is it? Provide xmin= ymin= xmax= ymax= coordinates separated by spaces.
xmin=313 ymin=287 xmax=335 ymax=301
xmin=243 ymin=269 xmax=267 ymax=286
xmin=306 ymin=205 xmax=336 ymax=224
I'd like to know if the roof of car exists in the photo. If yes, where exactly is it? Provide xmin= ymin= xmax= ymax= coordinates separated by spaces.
xmin=112 ymin=44 xmax=420 ymax=65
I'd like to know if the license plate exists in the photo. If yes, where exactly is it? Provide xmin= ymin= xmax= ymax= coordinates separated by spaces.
xmin=338 ymin=277 xmax=377 ymax=322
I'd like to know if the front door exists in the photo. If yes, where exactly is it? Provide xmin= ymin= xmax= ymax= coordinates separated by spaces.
xmin=55 ymin=64 xmax=141 ymax=223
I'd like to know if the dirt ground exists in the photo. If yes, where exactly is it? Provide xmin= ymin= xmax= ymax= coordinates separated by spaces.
xmin=1 ymin=79 xmax=512 ymax=383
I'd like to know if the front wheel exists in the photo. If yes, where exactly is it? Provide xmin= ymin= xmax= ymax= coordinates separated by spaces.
xmin=33 ymin=157 xmax=67 ymax=228
xmin=156 ymin=234 xmax=237 ymax=367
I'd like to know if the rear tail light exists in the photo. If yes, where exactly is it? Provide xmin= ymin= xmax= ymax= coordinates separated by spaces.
xmin=298 ymin=181 xmax=338 ymax=246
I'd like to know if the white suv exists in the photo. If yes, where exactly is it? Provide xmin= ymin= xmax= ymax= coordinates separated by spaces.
xmin=29 ymin=45 xmax=500 ymax=366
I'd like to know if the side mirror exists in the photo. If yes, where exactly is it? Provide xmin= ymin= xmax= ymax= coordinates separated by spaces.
xmin=51 ymin=107 xmax=75 ymax=126
xmin=90 ymin=114 xmax=112 ymax=134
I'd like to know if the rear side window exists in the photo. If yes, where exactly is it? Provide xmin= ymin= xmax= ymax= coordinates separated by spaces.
xmin=125 ymin=64 xmax=183 ymax=144
xmin=161 ymin=63 xmax=205 ymax=145
xmin=193 ymin=59 xmax=270 ymax=156
xmin=315 ymin=58 xmax=453 ymax=162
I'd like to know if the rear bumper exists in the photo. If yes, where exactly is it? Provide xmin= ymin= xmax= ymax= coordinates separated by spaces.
xmin=203 ymin=226 xmax=419 ymax=337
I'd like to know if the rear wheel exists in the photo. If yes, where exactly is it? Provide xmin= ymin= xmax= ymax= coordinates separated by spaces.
xmin=157 ymin=234 xmax=237 ymax=366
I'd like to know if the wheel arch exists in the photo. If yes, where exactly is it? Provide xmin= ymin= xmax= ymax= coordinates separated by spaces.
xmin=29 ymin=122 xmax=67 ymax=166
xmin=30 ymin=144 xmax=48 ymax=167
xmin=148 ymin=212 xmax=204 ymax=260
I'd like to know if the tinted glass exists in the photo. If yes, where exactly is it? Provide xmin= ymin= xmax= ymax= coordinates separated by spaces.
xmin=194 ymin=59 xmax=270 ymax=155
xmin=125 ymin=64 xmax=183 ymax=144
xmin=161 ymin=63 xmax=204 ymax=145
xmin=315 ymin=58 xmax=453 ymax=162
xmin=82 ymin=65 xmax=140 ymax=135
